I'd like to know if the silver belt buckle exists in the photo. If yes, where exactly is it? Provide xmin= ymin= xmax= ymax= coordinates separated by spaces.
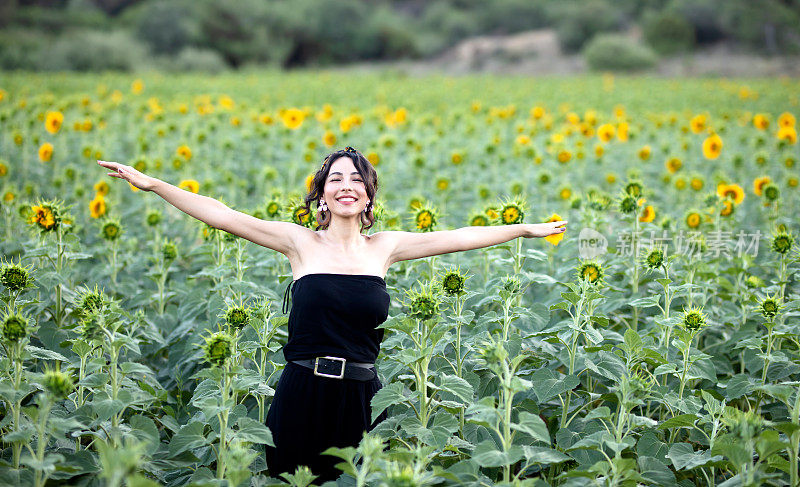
xmin=314 ymin=356 xmax=346 ymax=379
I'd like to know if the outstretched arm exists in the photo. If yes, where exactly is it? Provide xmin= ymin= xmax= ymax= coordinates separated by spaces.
xmin=384 ymin=222 xmax=567 ymax=264
xmin=96 ymin=160 xmax=301 ymax=255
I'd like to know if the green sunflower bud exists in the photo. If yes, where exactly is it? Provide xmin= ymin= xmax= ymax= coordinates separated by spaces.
xmin=771 ymin=231 xmax=793 ymax=255
xmin=146 ymin=209 xmax=162 ymax=227
xmin=681 ymin=306 xmax=707 ymax=333
xmin=203 ymin=331 xmax=234 ymax=367
xmin=225 ymin=306 xmax=250 ymax=329
xmin=441 ymin=270 xmax=467 ymax=296
xmin=162 ymin=241 xmax=178 ymax=262
xmin=762 ymin=183 xmax=780 ymax=202
xmin=1 ymin=261 xmax=32 ymax=292
xmin=2 ymin=313 xmax=28 ymax=343
xmin=645 ymin=248 xmax=664 ymax=269
xmin=43 ymin=370 xmax=75 ymax=399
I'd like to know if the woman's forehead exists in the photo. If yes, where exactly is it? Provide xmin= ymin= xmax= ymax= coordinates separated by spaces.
xmin=328 ymin=156 xmax=357 ymax=172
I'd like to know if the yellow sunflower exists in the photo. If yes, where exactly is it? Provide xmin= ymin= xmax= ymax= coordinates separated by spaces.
xmin=178 ymin=179 xmax=200 ymax=193
xmin=777 ymin=126 xmax=797 ymax=144
xmin=778 ymin=112 xmax=795 ymax=129
xmin=176 ymin=145 xmax=192 ymax=160
xmin=690 ymin=114 xmax=706 ymax=134
xmin=638 ymin=145 xmax=651 ymax=161
xmin=716 ymin=183 xmax=745 ymax=205
xmin=753 ymin=113 xmax=769 ymax=130
xmin=616 ymin=122 xmax=629 ymax=141
xmin=720 ymin=199 xmax=734 ymax=217
xmin=94 ymin=180 xmax=110 ymax=196
xmin=89 ymin=196 xmax=106 ymax=219
xmin=323 ymin=130 xmax=336 ymax=147
xmin=702 ymin=133 xmax=723 ymax=160
xmin=38 ymin=142 xmax=54 ymax=162
xmin=45 ymin=111 xmax=63 ymax=134
xmin=686 ymin=211 xmax=701 ymax=229
xmin=597 ymin=123 xmax=615 ymax=143
xmin=639 ymin=205 xmax=655 ymax=223
xmin=544 ymin=213 xmax=565 ymax=246
xmin=665 ymin=157 xmax=682 ymax=174
xmin=557 ymin=149 xmax=572 ymax=164
xmin=281 ymin=108 xmax=305 ymax=130
xmin=753 ymin=176 xmax=771 ymax=196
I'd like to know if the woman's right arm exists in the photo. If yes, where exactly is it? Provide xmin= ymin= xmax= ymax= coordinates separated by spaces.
xmin=97 ymin=160 xmax=301 ymax=256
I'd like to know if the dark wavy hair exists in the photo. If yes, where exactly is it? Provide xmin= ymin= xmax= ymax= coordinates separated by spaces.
xmin=298 ymin=147 xmax=379 ymax=232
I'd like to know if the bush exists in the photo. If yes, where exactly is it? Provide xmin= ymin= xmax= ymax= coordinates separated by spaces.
xmin=667 ymin=0 xmax=725 ymax=45
xmin=172 ymin=47 xmax=228 ymax=73
xmin=134 ymin=0 xmax=200 ymax=55
xmin=555 ymin=0 xmax=622 ymax=53
xmin=643 ymin=10 xmax=695 ymax=55
xmin=39 ymin=29 xmax=148 ymax=72
xmin=0 ymin=29 xmax=50 ymax=70
xmin=583 ymin=34 xmax=658 ymax=72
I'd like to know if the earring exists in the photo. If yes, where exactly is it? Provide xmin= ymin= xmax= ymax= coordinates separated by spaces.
xmin=364 ymin=200 xmax=370 ymax=213
xmin=320 ymin=200 xmax=328 ymax=212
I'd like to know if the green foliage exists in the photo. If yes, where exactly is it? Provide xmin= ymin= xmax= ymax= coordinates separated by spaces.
xmin=554 ymin=0 xmax=623 ymax=53
xmin=583 ymin=34 xmax=659 ymax=72
xmin=41 ymin=29 xmax=148 ymax=72
xmin=642 ymin=10 xmax=695 ymax=55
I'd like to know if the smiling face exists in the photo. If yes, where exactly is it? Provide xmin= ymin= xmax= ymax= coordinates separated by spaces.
xmin=322 ymin=156 xmax=369 ymax=216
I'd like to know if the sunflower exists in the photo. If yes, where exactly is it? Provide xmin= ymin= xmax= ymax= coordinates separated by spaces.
xmin=557 ymin=149 xmax=572 ymax=164
xmin=690 ymin=114 xmax=706 ymax=134
xmin=94 ymin=180 xmax=110 ymax=197
xmin=559 ymin=187 xmax=572 ymax=200
xmin=281 ymin=108 xmax=305 ymax=130
xmin=469 ymin=213 xmax=489 ymax=226
xmin=176 ymin=144 xmax=192 ymax=160
xmin=45 ymin=111 xmax=63 ymax=134
xmin=530 ymin=106 xmax=545 ymax=119
xmin=778 ymin=112 xmax=795 ymax=128
xmin=577 ymin=260 xmax=604 ymax=285
xmin=716 ymin=183 xmax=745 ymax=205
xmin=665 ymin=157 xmax=682 ymax=174
xmin=771 ymin=230 xmax=794 ymax=255
xmin=777 ymin=126 xmax=797 ymax=144
xmin=485 ymin=206 xmax=499 ymax=220
xmin=606 ymin=173 xmax=617 ymax=184
xmin=451 ymin=151 xmax=464 ymax=165
xmin=753 ymin=113 xmax=769 ymax=130
xmin=38 ymin=142 xmax=54 ymax=162
xmin=675 ymin=177 xmax=687 ymax=190
xmin=639 ymin=205 xmax=655 ymax=223
xmin=753 ymin=176 xmax=771 ymax=196
xmin=690 ymin=176 xmax=704 ymax=191
xmin=89 ymin=195 xmax=106 ymax=219
xmin=100 ymin=219 xmax=122 ymax=241
xmin=685 ymin=210 xmax=702 ymax=229
xmin=544 ymin=213 xmax=565 ymax=246
xmin=29 ymin=205 xmax=57 ymax=231
xmin=638 ymin=145 xmax=651 ymax=161
xmin=516 ymin=134 xmax=531 ymax=146
xmin=178 ymin=179 xmax=200 ymax=194
xmin=720 ymin=199 xmax=734 ymax=217
xmin=305 ymin=173 xmax=315 ymax=193
xmin=436 ymin=177 xmax=449 ymax=191
xmin=702 ymin=133 xmax=723 ymax=160
xmin=131 ymin=79 xmax=144 ymax=94
xmin=498 ymin=197 xmax=525 ymax=225
xmin=594 ymin=145 xmax=605 ymax=157
xmin=414 ymin=205 xmax=437 ymax=232
xmin=0 ymin=161 xmax=7 ymax=177
xmin=680 ymin=306 xmax=707 ymax=333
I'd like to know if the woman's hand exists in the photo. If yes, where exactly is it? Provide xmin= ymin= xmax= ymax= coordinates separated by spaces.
xmin=524 ymin=221 xmax=568 ymax=238
xmin=97 ymin=160 xmax=158 ymax=192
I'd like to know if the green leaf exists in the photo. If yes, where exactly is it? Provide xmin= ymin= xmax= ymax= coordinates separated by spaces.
xmin=724 ymin=374 xmax=756 ymax=400
xmin=168 ymin=422 xmax=208 ymax=457
xmin=437 ymin=374 xmax=474 ymax=405
xmin=130 ymin=415 xmax=160 ymax=456
xmin=667 ymin=443 xmax=722 ymax=470
xmin=25 ymin=345 xmax=68 ymax=361
xmin=471 ymin=439 xmax=524 ymax=468
xmin=234 ymin=417 xmax=274 ymax=446
xmin=530 ymin=369 xmax=579 ymax=403
xmin=510 ymin=412 xmax=550 ymax=444
xmin=521 ymin=446 xmax=570 ymax=465
xmin=658 ymin=414 xmax=697 ymax=430
xmin=629 ymin=295 xmax=661 ymax=308
xmin=370 ymin=381 xmax=405 ymax=424
xmin=561 ymin=292 xmax=580 ymax=306
xmin=638 ymin=456 xmax=677 ymax=486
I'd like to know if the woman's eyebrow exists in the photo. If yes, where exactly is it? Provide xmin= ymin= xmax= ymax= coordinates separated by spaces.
xmin=329 ymin=171 xmax=361 ymax=176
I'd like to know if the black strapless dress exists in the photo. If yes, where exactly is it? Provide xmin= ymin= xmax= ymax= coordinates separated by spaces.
xmin=265 ymin=273 xmax=391 ymax=483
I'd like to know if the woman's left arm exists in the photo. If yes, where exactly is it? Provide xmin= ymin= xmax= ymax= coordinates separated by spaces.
xmin=382 ymin=221 xmax=567 ymax=264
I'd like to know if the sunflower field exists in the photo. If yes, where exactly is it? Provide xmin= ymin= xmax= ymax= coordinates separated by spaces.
xmin=0 ymin=71 xmax=799 ymax=487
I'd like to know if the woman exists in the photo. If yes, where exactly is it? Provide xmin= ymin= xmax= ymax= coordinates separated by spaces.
xmin=97 ymin=147 xmax=567 ymax=482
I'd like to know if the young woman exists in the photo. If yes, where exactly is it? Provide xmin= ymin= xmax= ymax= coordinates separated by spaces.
xmin=97 ymin=147 xmax=567 ymax=482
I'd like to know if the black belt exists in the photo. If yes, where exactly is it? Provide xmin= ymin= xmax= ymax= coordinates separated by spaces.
xmin=291 ymin=356 xmax=376 ymax=381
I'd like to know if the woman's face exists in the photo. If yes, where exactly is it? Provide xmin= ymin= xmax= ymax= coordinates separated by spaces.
xmin=322 ymin=156 xmax=368 ymax=217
